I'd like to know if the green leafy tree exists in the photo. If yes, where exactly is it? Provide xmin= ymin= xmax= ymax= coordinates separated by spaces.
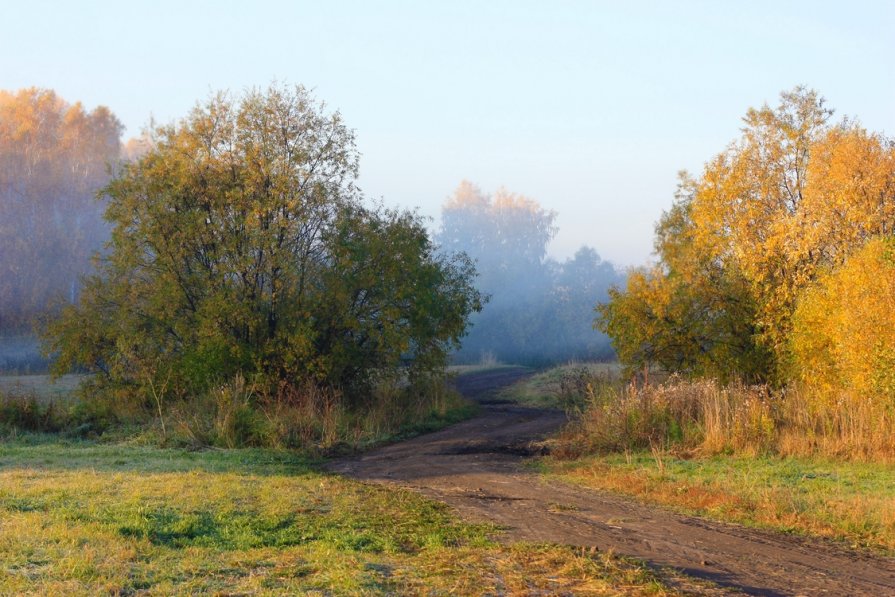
xmin=45 ymin=85 xmax=482 ymax=400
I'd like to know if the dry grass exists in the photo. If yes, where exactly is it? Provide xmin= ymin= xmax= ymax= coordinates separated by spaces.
xmin=0 ymin=372 xmax=476 ymax=452
xmin=498 ymin=362 xmax=620 ymax=409
xmin=164 ymin=374 xmax=476 ymax=453
xmin=555 ymin=375 xmax=895 ymax=461
xmin=511 ymin=367 xmax=895 ymax=553
xmin=549 ymin=453 xmax=895 ymax=553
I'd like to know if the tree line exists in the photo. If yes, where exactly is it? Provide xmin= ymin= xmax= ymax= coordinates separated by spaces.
xmin=0 ymin=88 xmax=122 ymax=333
xmin=438 ymin=181 xmax=622 ymax=365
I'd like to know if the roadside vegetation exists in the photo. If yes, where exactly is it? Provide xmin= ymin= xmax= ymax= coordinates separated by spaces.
xmin=0 ymin=374 xmax=474 ymax=454
xmin=532 ymin=88 xmax=895 ymax=553
xmin=3 ymin=79 xmax=894 ymax=592
xmin=0 ymin=84 xmax=488 ymax=452
xmin=496 ymin=362 xmax=617 ymax=409
xmin=504 ymin=366 xmax=895 ymax=554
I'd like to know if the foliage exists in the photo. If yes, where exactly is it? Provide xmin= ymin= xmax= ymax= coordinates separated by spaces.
xmin=440 ymin=180 xmax=558 ymax=281
xmin=44 ymin=85 xmax=483 ymax=403
xmin=439 ymin=181 xmax=621 ymax=364
xmin=689 ymin=88 xmax=895 ymax=371
xmin=529 ymin=365 xmax=895 ymax=461
xmin=598 ymin=87 xmax=895 ymax=383
xmin=791 ymin=236 xmax=895 ymax=404
xmin=597 ymin=177 xmax=770 ymax=381
xmin=0 ymin=88 xmax=122 ymax=333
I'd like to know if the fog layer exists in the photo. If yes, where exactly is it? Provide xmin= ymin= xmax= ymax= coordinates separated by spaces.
xmin=438 ymin=181 xmax=622 ymax=365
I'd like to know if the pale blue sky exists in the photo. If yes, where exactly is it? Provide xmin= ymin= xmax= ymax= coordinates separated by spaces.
xmin=2 ymin=1 xmax=892 ymax=265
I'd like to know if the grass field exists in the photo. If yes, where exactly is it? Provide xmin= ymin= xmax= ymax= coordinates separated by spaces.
xmin=0 ymin=437 xmax=677 ymax=595
xmin=0 ymin=371 xmax=682 ymax=595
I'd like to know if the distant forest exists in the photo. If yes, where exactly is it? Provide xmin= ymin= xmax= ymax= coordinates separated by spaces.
xmin=437 ymin=181 xmax=622 ymax=365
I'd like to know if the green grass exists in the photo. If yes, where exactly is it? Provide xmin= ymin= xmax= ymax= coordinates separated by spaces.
xmin=544 ymin=452 xmax=895 ymax=554
xmin=0 ymin=437 xmax=679 ymax=595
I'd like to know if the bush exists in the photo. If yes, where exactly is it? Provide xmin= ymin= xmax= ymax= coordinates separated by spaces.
xmin=791 ymin=236 xmax=895 ymax=405
xmin=45 ymin=85 xmax=482 ymax=409
xmin=555 ymin=372 xmax=895 ymax=461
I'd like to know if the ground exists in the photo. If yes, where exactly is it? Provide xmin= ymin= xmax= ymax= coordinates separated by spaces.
xmin=329 ymin=367 xmax=895 ymax=596
xmin=4 ymin=367 xmax=895 ymax=595
xmin=0 ymin=371 xmax=678 ymax=596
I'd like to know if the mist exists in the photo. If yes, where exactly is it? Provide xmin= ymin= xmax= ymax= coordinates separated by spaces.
xmin=0 ymin=88 xmax=122 ymax=371
xmin=437 ymin=181 xmax=623 ymax=366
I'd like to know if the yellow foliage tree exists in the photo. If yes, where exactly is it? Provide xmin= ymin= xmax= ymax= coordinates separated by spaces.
xmin=0 ymin=88 xmax=122 ymax=332
xmin=791 ymin=236 xmax=895 ymax=403
xmin=597 ymin=175 xmax=770 ymax=381
xmin=600 ymin=88 xmax=895 ymax=384
xmin=689 ymin=88 xmax=895 ymax=373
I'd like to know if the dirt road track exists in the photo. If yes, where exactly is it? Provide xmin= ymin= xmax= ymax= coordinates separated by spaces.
xmin=328 ymin=368 xmax=895 ymax=596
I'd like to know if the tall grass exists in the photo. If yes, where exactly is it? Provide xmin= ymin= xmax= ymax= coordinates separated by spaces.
xmin=165 ymin=374 xmax=471 ymax=452
xmin=0 ymin=385 xmax=115 ymax=437
xmin=1 ymin=372 xmax=472 ymax=452
xmin=556 ymin=374 xmax=895 ymax=461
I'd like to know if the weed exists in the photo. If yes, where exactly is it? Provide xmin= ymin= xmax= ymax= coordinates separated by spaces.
xmin=548 ymin=373 xmax=895 ymax=460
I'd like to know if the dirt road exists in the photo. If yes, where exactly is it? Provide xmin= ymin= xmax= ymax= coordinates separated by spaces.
xmin=328 ymin=368 xmax=895 ymax=596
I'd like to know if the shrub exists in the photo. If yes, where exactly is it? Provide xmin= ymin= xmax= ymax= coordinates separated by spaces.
xmin=555 ymin=371 xmax=895 ymax=461
xmin=44 ymin=84 xmax=482 ymax=411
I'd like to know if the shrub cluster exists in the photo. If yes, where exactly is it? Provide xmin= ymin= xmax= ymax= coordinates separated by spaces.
xmin=555 ymin=370 xmax=895 ymax=461
xmin=598 ymin=88 xmax=895 ymax=393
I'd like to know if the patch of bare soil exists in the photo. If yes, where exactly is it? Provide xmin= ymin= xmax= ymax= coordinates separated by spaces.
xmin=328 ymin=368 xmax=895 ymax=596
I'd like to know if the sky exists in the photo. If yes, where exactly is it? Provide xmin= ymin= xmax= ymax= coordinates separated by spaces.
xmin=2 ymin=0 xmax=893 ymax=266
